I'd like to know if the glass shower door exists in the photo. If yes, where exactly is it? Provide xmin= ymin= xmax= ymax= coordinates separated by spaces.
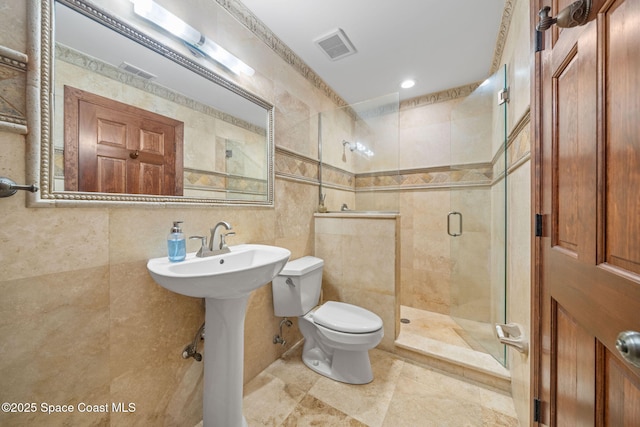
xmin=449 ymin=65 xmax=507 ymax=366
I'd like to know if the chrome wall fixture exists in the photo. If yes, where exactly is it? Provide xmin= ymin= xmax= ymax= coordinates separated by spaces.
xmin=536 ymin=0 xmax=593 ymax=32
xmin=447 ymin=211 xmax=463 ymax=237
xmin=273 ymin=318 xmax=292 ymax=346
xmin=0 ymin=177 xmax=38 ymax=198
xmin=182 ymin=322 xmax=205 ymax=362
xmin=341 ymin=139 xmax=374 ymax=157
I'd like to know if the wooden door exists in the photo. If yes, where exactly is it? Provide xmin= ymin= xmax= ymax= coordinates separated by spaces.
xmin=535 ymin=0 xmax=640 ymax=425
xmin=64 ymin=86 xmax=184 ymax=195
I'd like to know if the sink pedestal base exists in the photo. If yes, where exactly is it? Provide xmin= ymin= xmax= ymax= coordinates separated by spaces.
xmin=203 ymin=296 xmax=250 ymax=427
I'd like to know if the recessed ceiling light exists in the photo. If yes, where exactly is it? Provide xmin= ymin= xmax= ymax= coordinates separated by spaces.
xmin=400 ymin=79 xmax=415 ymax=89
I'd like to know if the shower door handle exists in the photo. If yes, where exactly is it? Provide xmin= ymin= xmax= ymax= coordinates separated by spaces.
xmin=447 ymin=212 xmax=462 ymax=237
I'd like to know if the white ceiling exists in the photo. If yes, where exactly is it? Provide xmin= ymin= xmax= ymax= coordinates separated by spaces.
xmin=239 ymin=0 xmax=506 ymax=104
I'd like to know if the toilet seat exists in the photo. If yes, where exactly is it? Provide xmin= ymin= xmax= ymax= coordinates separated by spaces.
xmin=313 ymin=301 xmax=383 ymax=334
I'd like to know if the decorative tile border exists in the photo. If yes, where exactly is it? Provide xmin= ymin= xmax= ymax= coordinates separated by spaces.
xmin=490 ymin=0 xmax=515 ymax=75
xmin=491 ymin=108 xmax=531 ymax=180
xmin=321 ymin=163 xmax=354 ymax=190
xmin=184 ymin=168 xmax=227 ymax=191
xmin=356 ymin=164 xmax=493 ymax=191
xmin=399 ymin=82 xmax=480 ymax=111
xmin=0 ymin=45 xmax=28 ymax=134
xmin=274 ymin=146 xmax=319 ymax=185
xmin=506 ymin=110 xmax=531 ymax=173
xmin=183 ymin=168 xmax=267 ymax=196
xmin=274 ymin=143 xmax=493 ymax=191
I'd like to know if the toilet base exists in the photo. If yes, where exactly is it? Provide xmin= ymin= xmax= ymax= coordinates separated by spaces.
xmin=302 ymin=344 xmax=374 ymax=384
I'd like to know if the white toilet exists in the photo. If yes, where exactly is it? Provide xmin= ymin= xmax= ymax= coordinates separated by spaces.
xmin=272 ymin=256 xmax=383 ymax=384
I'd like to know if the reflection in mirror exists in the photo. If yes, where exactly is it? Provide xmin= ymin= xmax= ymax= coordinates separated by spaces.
xmin=32 ymin=0 xmax=274 ymax=206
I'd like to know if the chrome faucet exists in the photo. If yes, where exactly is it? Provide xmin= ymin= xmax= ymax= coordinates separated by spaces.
xmin=210 ymin=221 xmax=234 ymax=251
xmin=190 ymin=221 xmax=235 ymax=257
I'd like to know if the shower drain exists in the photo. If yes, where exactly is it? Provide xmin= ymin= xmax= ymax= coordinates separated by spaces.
xmin=400 ymin=318 xmax=411 ymax=324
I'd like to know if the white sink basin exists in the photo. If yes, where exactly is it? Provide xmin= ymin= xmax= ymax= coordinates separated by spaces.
xmin=147 ymin=243 xmax=291 ymax=426
xmin=147 ymin=244 xmax=291 ymax=299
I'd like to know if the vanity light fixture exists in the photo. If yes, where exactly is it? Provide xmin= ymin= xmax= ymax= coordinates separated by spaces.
xmin=131 ymin=0 xmax=255 ymax=76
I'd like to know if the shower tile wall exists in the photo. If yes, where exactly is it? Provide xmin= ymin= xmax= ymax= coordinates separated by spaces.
xmin=314 ymin=214 xmax=399 ymax=351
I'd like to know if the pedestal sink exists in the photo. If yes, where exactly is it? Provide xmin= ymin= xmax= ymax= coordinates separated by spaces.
xmin=147 ymin=244 xmax=291 ymax=427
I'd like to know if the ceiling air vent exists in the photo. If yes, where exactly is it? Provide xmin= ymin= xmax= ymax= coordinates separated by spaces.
xmin=118 ymin=62 xmax=157 ymax=80
xmin=314 ymin=28 xmax=357 ymax=61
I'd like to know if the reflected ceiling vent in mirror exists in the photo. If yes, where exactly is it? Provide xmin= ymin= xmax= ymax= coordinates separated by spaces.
xmin=314 ymin=28 xmax=357 ymax=61
xmin=119 ymin=62 xmax=157 ymax=80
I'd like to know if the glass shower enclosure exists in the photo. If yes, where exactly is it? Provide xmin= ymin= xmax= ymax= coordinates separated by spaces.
xmin=317 ymin=93 xmax=400 ymax=212
xmin=449 ymin=65 xmax=508 ymax=365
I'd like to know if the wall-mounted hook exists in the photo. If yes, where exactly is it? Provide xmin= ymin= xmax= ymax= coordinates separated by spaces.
xmin=0 ymin=177 xmax=38 ymax=198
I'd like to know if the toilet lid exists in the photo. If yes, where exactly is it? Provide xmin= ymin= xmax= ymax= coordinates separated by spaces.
xmin=313 ymin=301 xmax=383 ymax=334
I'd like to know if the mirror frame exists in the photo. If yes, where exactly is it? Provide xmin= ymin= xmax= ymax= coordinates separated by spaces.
xmin=26 ymin=0 xmax=275 ymax=207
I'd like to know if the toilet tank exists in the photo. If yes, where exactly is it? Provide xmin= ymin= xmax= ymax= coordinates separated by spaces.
xmin=272 ymin=256 xmax=324 ymax=317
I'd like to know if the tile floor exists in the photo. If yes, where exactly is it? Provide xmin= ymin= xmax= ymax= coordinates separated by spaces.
xmin=240 ymin=345 xmax=520 ymax=426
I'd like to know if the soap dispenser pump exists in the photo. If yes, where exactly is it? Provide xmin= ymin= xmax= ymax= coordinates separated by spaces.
xmin=167 ymin=221 xmax=186 ymax=262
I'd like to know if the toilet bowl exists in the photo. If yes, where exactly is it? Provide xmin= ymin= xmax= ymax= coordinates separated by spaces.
xmin=272 ymin=256 xmax=383 ymax=384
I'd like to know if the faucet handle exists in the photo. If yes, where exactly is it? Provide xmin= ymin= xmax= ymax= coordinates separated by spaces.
xmin=189 ymin=235 xmax=208 ymax=257
xmin=220 ymin=231 xmax=236 ymax=249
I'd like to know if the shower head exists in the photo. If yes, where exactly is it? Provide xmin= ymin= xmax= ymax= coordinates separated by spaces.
xmin=342 ymin=140 xmax=374 ymax=157
xmin=342 ymin=140 xmax=356 ymax=151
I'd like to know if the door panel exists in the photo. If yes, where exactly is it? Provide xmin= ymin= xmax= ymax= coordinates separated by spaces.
xmin=536 ymin=0 xmax=640 ymax=425
xmin=605 ymin=0 xmax=640 ymax=275
xmin=553 ymin=51 xmax=580 ymax=255
xmin=97 ymin=156 xmax=126 ymax=194
xmin=554 ymin=303 xmax=595 ymax=427
xmin=91 ymin=114 xmax=130 ymax=193
xmin=605 ymin=351 xmax=640 ymax=425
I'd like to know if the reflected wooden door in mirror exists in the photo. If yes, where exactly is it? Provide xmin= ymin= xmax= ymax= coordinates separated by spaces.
xmin=64 ymin=86 xmax=184 ymax=195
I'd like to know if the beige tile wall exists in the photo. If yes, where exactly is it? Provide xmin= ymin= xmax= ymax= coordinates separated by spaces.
xmin=314 ymin=214 xmax=400 ymax=351
xmin=399 ymin=188 xmax=452 ymax=313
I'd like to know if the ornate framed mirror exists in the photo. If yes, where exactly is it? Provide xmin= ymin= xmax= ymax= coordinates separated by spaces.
xmin=26 ymin=0 xmax=274 ymax=206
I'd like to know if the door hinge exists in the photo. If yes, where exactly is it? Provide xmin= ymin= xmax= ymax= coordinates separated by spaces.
xmin=498 ymin=87 xmax=510 ymax=105
xmin=535 ymin=30 xmax=544 ymax=52
xmin=533 ymin=398 xmax=542 ymax=422
xmin=535 ymin=213 xmax=543 ymax=237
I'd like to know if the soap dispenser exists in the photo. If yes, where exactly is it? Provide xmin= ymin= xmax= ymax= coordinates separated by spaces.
xmin=167 ymin=221 xmax=186 ymax=262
